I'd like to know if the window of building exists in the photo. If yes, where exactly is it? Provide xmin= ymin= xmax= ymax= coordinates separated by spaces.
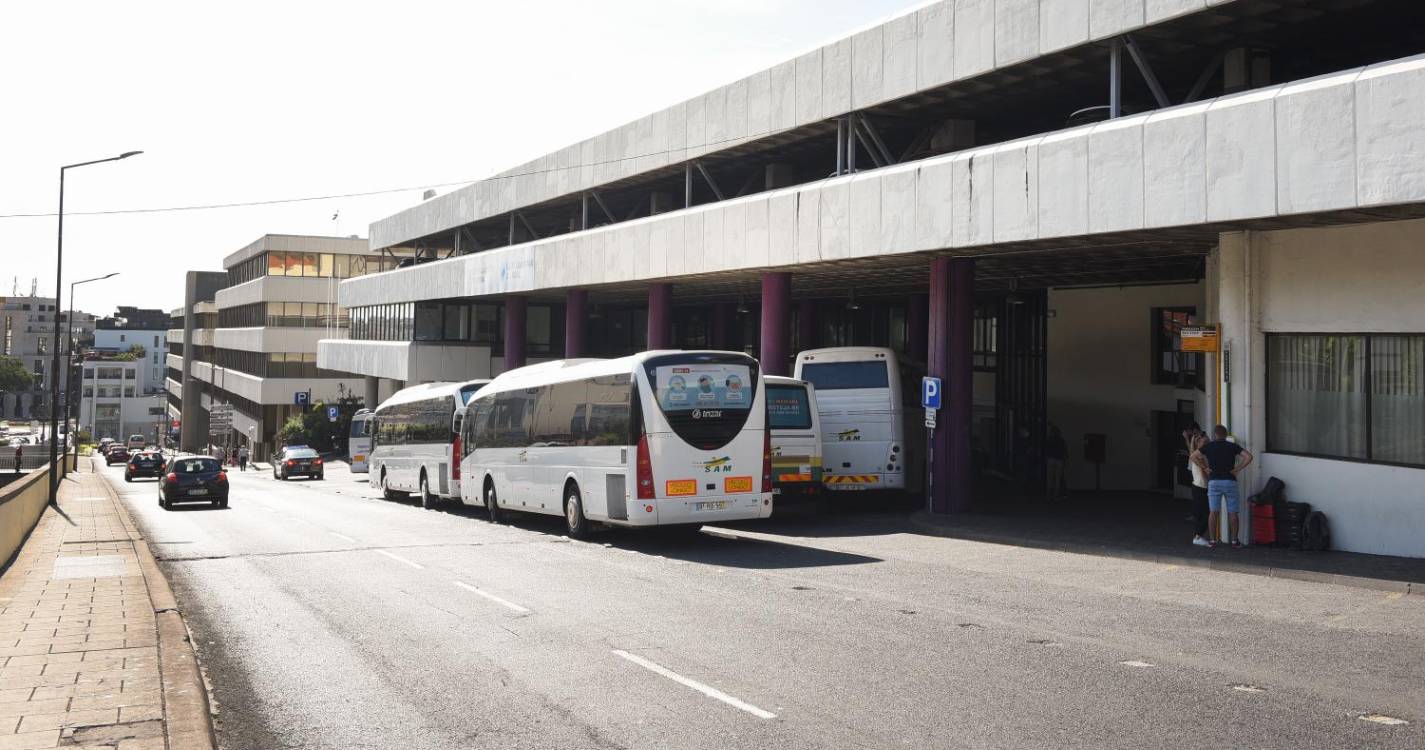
xmin=84 ymin=368 xmax=95 ymax=379
xmin=119 ymin=334 xmax=126 ymax=342
xmin=1267 ymin=333 xmax=1424 ymax=468
xmin=38 ymin=337 xmax=47 ymax=355
xmin=82 ymin=386 xmax=93 ymax=397
xmin=1151 ymin=307 xmax=1202 ymax=388
xmin=124 ymin=386 xmax=135 ymax=398
xmin=124 ymin=369 xmax=136 ymax=379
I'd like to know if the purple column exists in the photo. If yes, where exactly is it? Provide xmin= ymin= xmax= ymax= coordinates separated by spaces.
xmin=928 ymin=260 xmax=974 ymax=513
xmin=906 ymin=293 xmax=928 ymax=366
xmin=564 ymin=289 xmax=587 ymax=358
xmin=647 ymin=283 xmax=673 ymax=350
xmin=504 ymin=295 xmax=527 ymax=371
xmin=797 ymin=300 xmax=818 ymax=352
xmin=711 ymin=302 xmax=734 ymax=350
xmin=760 ymin=272 xmax=791 ymax=376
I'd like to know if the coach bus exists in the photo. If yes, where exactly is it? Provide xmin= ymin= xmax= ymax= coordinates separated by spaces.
xmin=793 ymin=347 xmax=912 ymax=493
xmin=458 ymin=351 xmax=774 ymax=537
xmin=348 ymin=409 xmax=373 ymax=473
xmin=369 ymin=379 xmax=490 ymax=509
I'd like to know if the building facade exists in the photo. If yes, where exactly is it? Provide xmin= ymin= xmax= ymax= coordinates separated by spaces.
xmin=0 ymin=293 xmax=97 ymax=420
xmin=320 ymin=1 xmax=1425 ymax=557
xmin=167 ymin=235 xmax=397 ymax=459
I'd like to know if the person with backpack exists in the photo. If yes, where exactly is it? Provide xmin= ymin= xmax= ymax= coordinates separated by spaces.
xmin=1191 ymin=425 xmax=1254 ymax=548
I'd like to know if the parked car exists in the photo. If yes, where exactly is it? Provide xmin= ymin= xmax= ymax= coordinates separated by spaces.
xmin=159 ymin=455 xmax=228 ymax=509
xmin=105 ymin=446 xmax=131 ymax=465
xmin=125 ymin=451 xmax=167 ymax=482
xmin=273 ymin=446 xmax=324 ymax=480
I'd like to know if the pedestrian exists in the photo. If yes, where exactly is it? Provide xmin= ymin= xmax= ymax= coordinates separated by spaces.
xmin=1191 ymin=425 xmax=1254 ymax=548
xmin=1184 ymin=429 xmax=1210 ymax=546
xmin=238 ymin=445 xmax=249 ymax=472
xmin=12 ymin=444 xmax=21 ymax=474
xmin=1044 ymin=425 xmax=1068 ymax=501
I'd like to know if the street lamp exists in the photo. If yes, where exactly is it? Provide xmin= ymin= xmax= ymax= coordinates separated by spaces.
xmin=49 ymin=151 xmax=142 ymax=506
xmin=65 ymin=272 xmax=120 ymax=469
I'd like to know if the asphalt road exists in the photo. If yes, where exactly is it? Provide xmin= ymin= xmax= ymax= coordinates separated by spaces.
xmin=101 ymin=458 xmax=1423 ymax=749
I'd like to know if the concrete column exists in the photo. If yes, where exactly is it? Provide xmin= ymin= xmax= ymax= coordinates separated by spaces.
xmin=906 ymin=293 xmax=928 ymax=366
xmin=564 ymin=289 xmax=588 ymax=358
xmin=504 ymin=296 xmax=527 ymax=370
xmin=928 ymin=258 xmax=974 ymax=514
xmin=363 ymin=377 xmax=379 ymax=410
xmin=711 ymin=302 xmax=734 ymax=350
xmin=760 ymin=272 xmax=792 ymax=377
xmin=797 ymin=300 xmax=818 ymax=353
xmin=647 ymin=284 xmax=673 ymax=350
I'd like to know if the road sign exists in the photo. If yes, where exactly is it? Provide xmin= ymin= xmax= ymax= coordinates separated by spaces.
xmin=921 ymin=377 xmax=942 ymax=410
xmin=327 ymin=406 xmax=339 ymax=422
xmin=294 ymin=391 xmax=310 ymax=406
xmin=1180 ymin=326 xmax=1219 ymax=352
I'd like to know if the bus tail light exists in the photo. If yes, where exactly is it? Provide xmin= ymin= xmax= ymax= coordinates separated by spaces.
xmin=451 ymin=436 xmax=462 ymax=480
xmin=761 ymin=430 xmax=773 ymax=494
xmin=636 ymin=433 xmax=655 ymax=500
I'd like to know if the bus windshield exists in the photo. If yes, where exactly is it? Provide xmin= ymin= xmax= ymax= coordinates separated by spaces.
xmin=349 ymin=417 xmax=370 ymax=438
xmin=766 ymin=384 xmax=812 ymax=430
xmin=645 ymin=353 xmax=758 ymax=449
xmin=799 ymin=361 xmax=889 ymax=390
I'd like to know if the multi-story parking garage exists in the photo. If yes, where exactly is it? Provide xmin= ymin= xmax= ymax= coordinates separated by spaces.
xmin=320 ymin=0 xmax=1425 ymax=557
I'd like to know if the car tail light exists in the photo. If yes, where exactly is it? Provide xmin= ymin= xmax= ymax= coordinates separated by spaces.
xmin=314 ymin=458 xmax=323 ymax=465
xmin=286 ymin=460 xmax=296 ymax=466
xmin=165 ymin=472 xmax=177 ymax=483
xmin=451 ymin=436 xmax=462 ymax=480
xmin=215 ymin=472 xmax=227 ymax=483
xmin=635 ymin=433 xmax=655 ymax=500
xmin=761 ymin=430 xmax=773 ymax=494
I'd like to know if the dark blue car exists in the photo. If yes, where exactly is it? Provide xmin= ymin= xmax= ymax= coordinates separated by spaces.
xmin=159 ymin=455 xmax=229 ymax=509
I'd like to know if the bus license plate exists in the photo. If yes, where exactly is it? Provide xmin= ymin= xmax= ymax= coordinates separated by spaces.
xmin=723 ymin=476 xmax=753 ymax=493
xmin=188 ymin=489 xmax=208 ymax=496
xmin=695 ymin=501 xmax=728 ymax=511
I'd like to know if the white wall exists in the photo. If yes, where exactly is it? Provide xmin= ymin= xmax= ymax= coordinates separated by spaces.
xmin=1048 ymin=282 xmax=1204 ymax=491
xmin=1219 ymin=219 xmax=1425 ymax=557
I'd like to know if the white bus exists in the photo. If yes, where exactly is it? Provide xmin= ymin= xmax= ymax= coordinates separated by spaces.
xmin=764 ymin=375 xmax=824 ymax=502
xmin=348 ymin=409 xmax=373 ymax=473
xmin=793 ymin=347 xmax=910 ymax=492
xmin=458 ymin=351 xmax=774 ymax=537
xmin=369 ymin=380 xmax=490 ymax=509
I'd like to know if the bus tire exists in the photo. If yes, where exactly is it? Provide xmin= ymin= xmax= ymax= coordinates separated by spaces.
xmin=564 ymin=483 xmax=590 ymax=539
xmin=381 ymin=471 xmax=406 ymax=501
xmin=419 ymin=472 xmax=438 ymax=510
xmin=484 ymin=478 xmax=505 ymax=524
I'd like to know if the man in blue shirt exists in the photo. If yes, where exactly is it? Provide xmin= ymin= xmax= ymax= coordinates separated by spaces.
xmin=1190 ymin=425 xmax=1254 ymax=548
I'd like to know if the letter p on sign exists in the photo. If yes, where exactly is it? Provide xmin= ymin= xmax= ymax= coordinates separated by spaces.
xmin=921 ymin=377 xmax=941 ymax=410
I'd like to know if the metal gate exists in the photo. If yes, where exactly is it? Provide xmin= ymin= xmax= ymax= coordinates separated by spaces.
xmin=993 ymin=291 xmax=1048 ymax=483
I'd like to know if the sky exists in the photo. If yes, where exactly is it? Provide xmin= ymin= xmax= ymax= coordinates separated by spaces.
xmin=1 ymin=0 xmax=919 ymax=318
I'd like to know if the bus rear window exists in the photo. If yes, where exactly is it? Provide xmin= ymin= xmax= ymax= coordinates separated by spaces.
xmin=766 ymin=385 xmax=812 ymax=430
xmin=799 ymin=361 xmax=889 ymax=390
xmin=645 ymin=353 xmax=759 ymax=449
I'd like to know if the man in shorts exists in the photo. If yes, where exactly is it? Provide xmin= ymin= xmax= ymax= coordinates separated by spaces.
xmin=1191 ymin=425 xmax=1254 ymax=548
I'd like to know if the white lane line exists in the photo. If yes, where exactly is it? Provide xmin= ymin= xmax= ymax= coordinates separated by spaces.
xmin=328 ymin=532 xmax=357 ymax=543
xmin=1359 ymin=714 xmax=1409 ymax=726
xmin=452 ymin=581 xmax=531 ymax=614
xmin=611 ymin=649 xmax=777 ymax=720
xmin=1119 ymin=660 xmax=1155 ymax=668
xmin=374 ymin=549 xmax=425 ymax=569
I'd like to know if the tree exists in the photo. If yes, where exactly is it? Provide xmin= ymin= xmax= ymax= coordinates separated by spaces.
xmin=275 ymin=395 xmax=363 ymax=453
xmin=0 ymin=356 xmax=33 ymax=394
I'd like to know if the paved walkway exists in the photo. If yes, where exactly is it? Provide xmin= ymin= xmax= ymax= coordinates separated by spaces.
xmin=0 ymin=462 xmax=213 ymax=749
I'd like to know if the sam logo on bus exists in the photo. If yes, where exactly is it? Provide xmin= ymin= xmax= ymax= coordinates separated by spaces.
xmin=836 ymin=429 xmax=862 ymax=441
xmin=702 ymin=456 xmax=732 ymax=473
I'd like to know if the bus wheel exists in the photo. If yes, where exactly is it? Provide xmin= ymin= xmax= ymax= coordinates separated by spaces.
xmin=419 ymin=472 xmax=438 ymax=510
xmin=484 ymin=480 xmax=505 ymax=524
xmin=564 ymin=484 xmax=590 ymax=539
xmin=381 ymin=472 xmax=406 ymax=501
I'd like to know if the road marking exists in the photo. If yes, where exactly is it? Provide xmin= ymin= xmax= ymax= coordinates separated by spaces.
xmin=1119 ymin=660 xmax=1155 ymax=668
xmin=611 ymin=649 xmax=776 ymax=720
xmin=1359 ymin=714 xmax=1409 ymax=726
xmin=452 ymin=581 xmax=531 ymax=614
xmin=1231 ymin=684 xmax=1266 ymax=693
xmin=328 ymin=532 xmax=356 ymax=543
xmin=374 ymin=549 xmax=425 ymax=569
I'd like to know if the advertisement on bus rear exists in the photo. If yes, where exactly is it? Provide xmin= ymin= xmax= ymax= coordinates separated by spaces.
xmin=654 ymin=364 xmax=752 ymax=414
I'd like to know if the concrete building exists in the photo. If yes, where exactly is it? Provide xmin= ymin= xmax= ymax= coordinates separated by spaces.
xmin=0 ymin=293 xmax=97 ymax=420
xmin=167 ymin=235 xmax=396 ymax=459
xmin=320 ymin=1 xmax=1425 ymax=557
xmin=76 ymin=311 xmax=170 ymax=444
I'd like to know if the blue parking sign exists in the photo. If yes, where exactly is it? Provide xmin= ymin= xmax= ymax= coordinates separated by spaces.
xmin=327 ymin=406 xmax=339 ymax=422
xmin=921 ymin=377 xmax=942 ymax=409
xmin=294 ymin=391 xmax=309 ymax=406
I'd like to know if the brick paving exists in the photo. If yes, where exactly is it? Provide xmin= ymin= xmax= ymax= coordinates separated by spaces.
xmin=0 ymin=466 xmax=167 ymax=749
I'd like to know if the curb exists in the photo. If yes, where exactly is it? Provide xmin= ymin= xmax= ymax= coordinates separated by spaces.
xmin=92 ymin=459 xmax=219 ymax=750
xmin=908 ymin=512 xmax=1418 ymax=596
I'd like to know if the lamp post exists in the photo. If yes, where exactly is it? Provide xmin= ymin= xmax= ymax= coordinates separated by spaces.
xmin=49 ymin=151 xmax=141 ymax=506
xmin=64 ymin=272 xmax=120 ymax=474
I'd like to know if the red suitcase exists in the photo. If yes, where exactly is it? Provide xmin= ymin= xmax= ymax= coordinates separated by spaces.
xmin=1251 ymin=502 xmax=1278 ymax=546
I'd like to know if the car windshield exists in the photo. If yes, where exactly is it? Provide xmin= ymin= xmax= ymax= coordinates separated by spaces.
xmin=285 ymin=448 xmax=319 ymax=458
xmin=174 ymin=458 xmax=220 ymax=474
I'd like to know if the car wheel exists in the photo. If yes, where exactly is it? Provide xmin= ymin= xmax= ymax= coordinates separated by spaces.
xmin=124 ymin=473 xmax=132 ymax=483
xmin=161 ymin=494 xmax=172 ymax=510
xmin=419 ymin=474 xmax=438 ymax=510
xmin=564 ymin=484 xmax=590 ymax=539
xmin=484 ymin=480 xmax=505 ymax=524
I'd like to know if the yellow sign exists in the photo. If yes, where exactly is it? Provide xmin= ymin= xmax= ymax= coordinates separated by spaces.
xmin=665 ymin=479 xmax=697 ymax=496
xmin=1181 ymin=327 xmax=1219 ymax=353
xmin=724 ymin=476 xmax=753 ymax=493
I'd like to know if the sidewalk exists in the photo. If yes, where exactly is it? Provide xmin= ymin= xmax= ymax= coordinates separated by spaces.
xmin=0 ymin=461 xmax=214 ymax=749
